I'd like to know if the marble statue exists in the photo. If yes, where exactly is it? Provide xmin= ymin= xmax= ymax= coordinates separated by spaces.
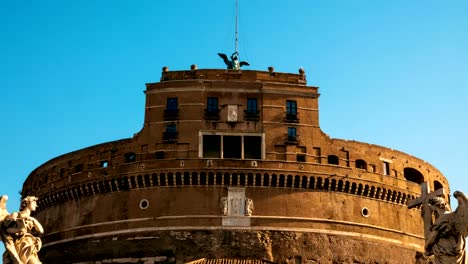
xmin=220 ymin=197 xmax=228 ymax=216
xmin=245 ymin=198 xmax=254 ymax=216
xmin=218 ymin=52 xmax=249 ymax=70
xmin=424 ymin=191 xmax=468 ymax=264
xmin=0 ymin=195 xmax=44 ymax=264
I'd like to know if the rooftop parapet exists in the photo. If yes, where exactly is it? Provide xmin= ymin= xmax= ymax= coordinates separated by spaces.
xmin=155 ymin=67 xmax=307 ymax=85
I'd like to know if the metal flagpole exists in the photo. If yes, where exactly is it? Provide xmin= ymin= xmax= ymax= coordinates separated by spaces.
xmin=235 ymin=0 xmax=238 ymax=54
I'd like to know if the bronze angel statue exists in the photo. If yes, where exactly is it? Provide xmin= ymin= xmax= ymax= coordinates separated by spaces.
xmin=218 ymin=52 xmax=249 ymax=70
xmin=0 ymin=195 xmax=44 ymax=264
xmin=425 ymin=191 xmax=468 ymax=264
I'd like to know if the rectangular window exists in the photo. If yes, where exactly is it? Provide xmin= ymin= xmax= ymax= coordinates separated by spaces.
xmin=383 ymin=161 xmax=390 ymax=175
xmin=155 ymin=151 xmax=165 ymax=159
xmin=207 ymin=97 xmax=218 ymax=113
xmin=167 ymin=98 xmax=178 ymax=112
xmin=244 ymin=136 xmax=262 ymax=159
xmin=247 ymin=98 xmax=258 ymax=113
xmin=286 ymin=100 xmax=298 ymax=122
xmin=125 ymin=152 xmax=136 ymax=163
xmin=245 ymin=98 xmax=260 ymax=121
xmin=203 ymin=135 xmax=221 ymax=158
xmin=286 ymin=100 xmax=297 ymax=115
xmin=163 ymin=124 xmax=178 ymax=142
xmin=100 ymin=160 xmax=109 ymax=168
xmin=166 ymin=124 xmax=176 ymax=134
xmin=164 ymin=98 xmax=179 ymax=120
xmin=202 ymin=134 xmax=262 ymax=160
xmin=223 ymin=136 xmax=242 ymax=159
xmin=205 ymin=97 xmax=220 ymax=120
xmin=287 ymin=127 xmax=297 ymax=142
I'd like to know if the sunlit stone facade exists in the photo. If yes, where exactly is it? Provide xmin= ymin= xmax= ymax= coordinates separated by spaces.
xmin=23 ymin=68 xmax=448 ymax=263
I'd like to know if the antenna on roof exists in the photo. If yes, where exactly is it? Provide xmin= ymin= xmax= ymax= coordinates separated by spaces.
xmin=217 ymin=0 xmax=250 ymax=70
xmin=235 ymin=0 xmax=238 ymax=54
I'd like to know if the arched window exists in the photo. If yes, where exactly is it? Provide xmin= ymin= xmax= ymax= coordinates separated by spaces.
xmin=327 ymin=155 xmax=339 ymax=165
xmin=403 ymin=168 xmax=424 ymax=184
xmin=355 ymin=159 xmax=367 ymax=170
xmin=434 ymin=180 xmax=443 ymax=190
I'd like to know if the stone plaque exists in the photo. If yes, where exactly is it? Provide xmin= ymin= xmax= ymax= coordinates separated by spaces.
xmin=222 ymin=187 xmax=251 ymax=226
xmin=227 ymin=105 xmax=238 ymax=122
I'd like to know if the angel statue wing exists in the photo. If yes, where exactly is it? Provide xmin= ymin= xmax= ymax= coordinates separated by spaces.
xmin=239 ymin=61 xmax=250 ymax=67
xmin=0 ymin=195 xmax=9 ymax=242
xmin=217 ymin=53 xmax=231 ymax=68
xmin=451 ymin=191 xmax=468 ymax=237
xmin=0 ymin=195 xmax=8 ymax=221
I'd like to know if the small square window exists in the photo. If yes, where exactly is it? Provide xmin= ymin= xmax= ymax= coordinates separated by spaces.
xmin=74 ymin=164 xmax=83 ymax=173
xmin=297 ymin=154 xmax=306 ymax=162
xmin=100 ymin=161 xmax=109 ymax=168
xmin=125 ymin=152 xmax=136 ymax=163
xmin=155 ymin=151 xmax=165 ymax=159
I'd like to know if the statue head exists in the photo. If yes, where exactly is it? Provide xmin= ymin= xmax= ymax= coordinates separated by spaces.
xmin=428 ymin=196 xmax=449 ymax=211
xmin=20 ymin=196 xmax=39 ymax=212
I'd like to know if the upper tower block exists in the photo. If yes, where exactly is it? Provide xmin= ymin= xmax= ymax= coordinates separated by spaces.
xmin=139 ymin=68 xmax=320 ymax=161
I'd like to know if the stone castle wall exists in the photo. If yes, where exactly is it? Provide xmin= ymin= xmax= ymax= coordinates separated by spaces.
xmin=22 ymin=69 xmax=446 ymax=263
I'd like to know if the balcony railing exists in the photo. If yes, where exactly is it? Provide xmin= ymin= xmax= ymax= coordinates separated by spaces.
xmin=164 ymin=109 xmax=179 ymax=121
xmin=285 ymin=135 xmax=298 ymax=145
xmin=285 ymin=113 xmax=299 ymax=123
xmin=204 ymin=109 xmax=220 ymax=120
xmin=163 ymin=132 xmax=178 ymax=143
xmin=244 ymin=110 xmax=260 ymax=121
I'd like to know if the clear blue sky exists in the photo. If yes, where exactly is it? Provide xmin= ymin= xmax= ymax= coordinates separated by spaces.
xmin=1 ymin=0 xmax=467 ymax=214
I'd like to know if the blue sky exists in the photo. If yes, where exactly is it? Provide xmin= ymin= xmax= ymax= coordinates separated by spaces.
xmin=1 ymin=0 xmax=467 ymax=215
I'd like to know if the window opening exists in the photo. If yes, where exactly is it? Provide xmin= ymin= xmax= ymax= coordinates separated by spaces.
xmin=224 ymin=136 xmax=242 ymax=159
xmin=100 ymin=161 xmax=109 ymax=168
xmin=296 ymin=155 xmax=306 ymax=162
xmin=163 ymin=124 xmax=178 ymax=143
xmin=205 ymin=97 xmax=220 ymax=120
xmin=164 ymin=98 xmax=179 ymax=120
xmin=403 ymin=168 xmax=424 ymax=184
xmin=383 ymin=161 xmax=390 ymax=175
xmin=355 ymin=159 xmax=367 ymax=170
xmin=286 ymin=100 xmax=298 ymax=122
xmin=74 ymin=164 xmax=83 ymax=173
xmin=125 ymin=152 xmax=136 ymax=163
xmin=202 ymin=134 xmax=262 ymax=160
xmin=287 ymin=127 xmax=297 ymax=143
xmin=434 ymin=180 xmax=443 ymax=190
xmin=245 ymin=98 xmax=260 ymax=120
xmin=203 ymin=135 xmax=221 ymax=158
xmin=327 ymin=155 xmax=339 ymax=165
xmin=244 ymin=136 xmax=261 ymax=159
xmin=155 ymin=151 xmax=164 ymax=159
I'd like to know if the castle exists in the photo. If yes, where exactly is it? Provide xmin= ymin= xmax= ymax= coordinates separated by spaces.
xmin=23 ymin=66 xmax=448 ymax=263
